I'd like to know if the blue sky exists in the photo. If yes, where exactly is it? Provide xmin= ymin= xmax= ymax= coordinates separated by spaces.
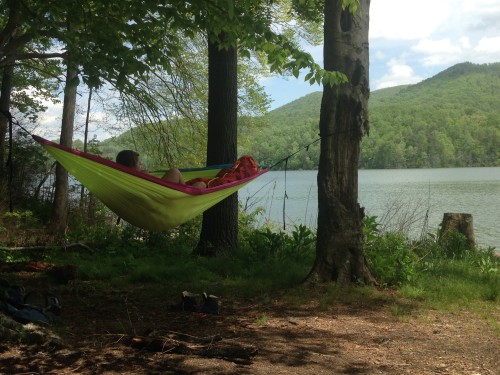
xmin=263 ymin=0 xmax=500 ymax=110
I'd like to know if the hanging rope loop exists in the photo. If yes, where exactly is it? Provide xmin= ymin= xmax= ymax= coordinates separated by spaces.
xmin=265 ymin=127 xmax=354 ymax=229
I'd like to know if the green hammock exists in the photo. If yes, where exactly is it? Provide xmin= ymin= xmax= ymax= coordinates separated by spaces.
xmin=34 ymin=136 xmax=269 ymax=231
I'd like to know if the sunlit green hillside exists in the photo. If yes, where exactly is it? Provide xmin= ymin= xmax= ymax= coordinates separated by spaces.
xmin=242 ymin=62 xmax=500 ymax=169
xmin=99 ymin=62 xmax=500 ymax=170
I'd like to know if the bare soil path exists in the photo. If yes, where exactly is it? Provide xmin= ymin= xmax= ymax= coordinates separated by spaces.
xmin=1 ymin=273 xmax=499 ymax=374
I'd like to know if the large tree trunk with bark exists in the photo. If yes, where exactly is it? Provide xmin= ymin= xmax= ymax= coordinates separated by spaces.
xmin=307 ymin=0 xmax=375 ymax=285
xmin=195 ymin=36 xmax=238 ymax=256
xmin=50 ymin=61 xmax=78 ymax=232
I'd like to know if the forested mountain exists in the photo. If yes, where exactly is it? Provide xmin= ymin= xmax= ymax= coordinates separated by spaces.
xmin=98 ymin=62 xmax=499 ymax=170
xmin=240 ymin=62 xmax=500 ymax=169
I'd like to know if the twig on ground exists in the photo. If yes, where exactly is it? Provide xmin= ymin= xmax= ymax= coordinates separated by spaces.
xmin=0 ymin=242 xmax=94 ymax=252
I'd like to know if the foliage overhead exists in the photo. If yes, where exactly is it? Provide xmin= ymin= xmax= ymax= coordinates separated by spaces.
xmin=0 ymin=0 xmax=343 ymax=91
xmin=0 ymin=0 xmax=339 ymax=168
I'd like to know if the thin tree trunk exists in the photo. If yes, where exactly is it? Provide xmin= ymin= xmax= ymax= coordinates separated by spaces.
xmin=195 ymin=35 xmax=238 ymax=257
xmin=34 ymin=162 xmax=56 ymax=200
xmin=79 ymin=87 xmax=92 ymax=211
xmin=50 ymin=61 xmax=78 ymax=232
xmin=307 ymin=0 xmax=375 ymax=285
xmin=0 ymin=64 xmax=14 ymax=205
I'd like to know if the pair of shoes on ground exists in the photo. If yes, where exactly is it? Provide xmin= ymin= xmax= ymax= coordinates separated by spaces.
xmin=176 ymin=291 xmax=221 ymax=314
xmin=0 ymin=278 xmax=62 ymax=325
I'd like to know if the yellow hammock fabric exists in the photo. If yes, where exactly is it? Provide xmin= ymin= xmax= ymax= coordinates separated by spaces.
xmin=34 ymin=136 xmax=269 ymax=231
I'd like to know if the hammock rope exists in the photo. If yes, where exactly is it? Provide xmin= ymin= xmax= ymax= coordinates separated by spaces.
xmin=267 ymin=135 xmax=321 ymax=229
xmin=263 ymin=129 xmax=354 ymax=229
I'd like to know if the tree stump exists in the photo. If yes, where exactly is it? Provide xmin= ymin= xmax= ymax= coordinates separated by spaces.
xmin=439 ymin=213 xmax=475 ymax=248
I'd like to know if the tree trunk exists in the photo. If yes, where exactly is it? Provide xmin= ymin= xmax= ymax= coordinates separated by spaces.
xmin=80 ymin=87 xmax=92 ymax=211
xmin=439 ymin=213 xmax=475 ymax=248
xmin=50 ymin=61 xmax=78 ymax=232
xmin=195 ymin=35 xmax=238 ymax=257
xmin=0 ymin=64 xmax=14 ymax=205
xmin=307 ymin=0 xmax=375 ymax=285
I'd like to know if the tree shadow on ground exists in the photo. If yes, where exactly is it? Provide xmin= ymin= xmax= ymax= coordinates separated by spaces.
xmin=1 ymin=269 xmax=498 ymax=375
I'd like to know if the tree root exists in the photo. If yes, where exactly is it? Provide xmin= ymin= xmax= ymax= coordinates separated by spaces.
xmin=126 ymin=331 xmax=258 ymax=364
xmin=0 ymin=242 xmax=94 ymax=252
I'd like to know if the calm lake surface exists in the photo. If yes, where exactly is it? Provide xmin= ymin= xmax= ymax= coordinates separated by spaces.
xmin=239 ymin=167 xmax=500 ymax=251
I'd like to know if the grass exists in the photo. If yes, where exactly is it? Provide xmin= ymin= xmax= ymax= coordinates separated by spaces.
xmin=256 ymin=314 xmax=269 ymax=325
xmin=0 ymin=228 xmax=314 ymax=299
xmin=401 ymin=254 xmax=499 ymax=310
xmin=1 ymin=209 xmax=498 ymax=331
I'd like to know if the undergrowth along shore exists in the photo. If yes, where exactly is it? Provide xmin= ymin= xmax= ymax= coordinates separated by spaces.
xmin=1 ymin=207 xmax=498 ymax=333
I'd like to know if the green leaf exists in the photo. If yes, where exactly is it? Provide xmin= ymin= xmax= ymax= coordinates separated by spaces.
xmin=240 ymin=49 xmax=251 ymax=59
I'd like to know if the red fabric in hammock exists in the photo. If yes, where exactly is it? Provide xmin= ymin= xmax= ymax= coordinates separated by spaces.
xmin=186 ymin=155 xmax=259 ymax=188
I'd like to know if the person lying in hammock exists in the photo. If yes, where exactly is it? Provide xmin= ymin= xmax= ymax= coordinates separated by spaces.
xmin=116 ymin=150 xmax=207 ymax=188
xmin=117 ymin=150 xmax=259 ymax=189
xmin=185 ymin=155 xmax=259 ymax=188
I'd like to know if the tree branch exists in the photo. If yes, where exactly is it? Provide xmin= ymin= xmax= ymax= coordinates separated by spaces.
xmin=0 ymin=52 xmax=66 ymax=67
xmin=0 ymin=242 xmax=94 ymax=252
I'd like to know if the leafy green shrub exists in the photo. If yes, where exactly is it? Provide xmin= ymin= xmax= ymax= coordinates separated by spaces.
xmin=363 ymin=215 xmax=417 ymax=286
xmin=248 ymin=227 xmax=288 ymax=258
xmin=289 ymin=225 xmax=316 ymax=260
xmin=243 ymin=224 xmax=315 ymax=263
xmin=20 ymin=199 xmax=53 ymax=223
xmin=463 ymin=247 xmax=498 ymax=274
xmin=2 ymin=210 xmax=39 ymax=228
xmin=364 ymin=232 xmax=418 ymax=286
xmin=438 ymin=230 xmax=470 ymax=259
xmin=411 ymin=234 xmax=437 ymax=256
xmin=362 ymin=215 xmax=380 ymax=245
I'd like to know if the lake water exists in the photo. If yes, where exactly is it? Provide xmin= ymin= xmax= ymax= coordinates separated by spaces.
xmin=239 ymin=167 xmax=500 ymax=251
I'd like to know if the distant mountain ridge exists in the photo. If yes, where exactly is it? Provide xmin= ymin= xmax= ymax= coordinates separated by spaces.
xmin=98 ymin=62 xmax=499 ymax=170
xmin=241 ymin=62 xmax=500 ymax=169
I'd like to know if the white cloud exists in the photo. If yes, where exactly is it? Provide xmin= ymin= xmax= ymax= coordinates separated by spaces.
xmin=475 ymin=36 xmax=500 ymax=53
xmin=373 ymin=50 xmax=385 ymax=60
xmin=407 ymin=34 xmax=500 ymax=67
xmin=411 ymin=38 xmax=464 ymax=66
xmin=370 ymin=0 xmax=452 ymax=40
xmin=268 ymin=0 xmax=500 ymax=106
xmin=459 ymin=37 xmax=471 ymax=49
xmin=38 ymin=102 xmax=62 ymax=126
xmin=369 ymin=0 xmax=500 ymax=42
xmin=412 ymin=38 xmax=461 ymax=55
xmin=35 ymin=85 xmax=122 ymax=141
xmin=374 ymin=59 xmax=423 ymax=90
xmin=13 ymin=89 xmax=63 ymax=138
xmin=366 ymin=0 xmax=500 ymax=94
xmin=461 ymin=0 xmax=500 ymax=14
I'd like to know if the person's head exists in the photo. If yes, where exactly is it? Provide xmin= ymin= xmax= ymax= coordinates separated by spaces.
xmin=116 ymin=150 xmax=140 ymax=170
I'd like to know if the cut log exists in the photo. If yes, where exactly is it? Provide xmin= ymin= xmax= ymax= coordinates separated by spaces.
xmin=0 ymin=261 xmax=78 ymax=283
xmin=439 ymin=213 xmax=475 ymax=248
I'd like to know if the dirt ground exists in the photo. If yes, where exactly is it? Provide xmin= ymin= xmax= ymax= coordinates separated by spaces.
xmin=1 ymin=268 xmax=499 ymax=375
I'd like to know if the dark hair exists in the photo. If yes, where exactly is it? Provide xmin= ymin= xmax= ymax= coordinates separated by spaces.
xmin=116 ymin=150 xmax=139 ymax=168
